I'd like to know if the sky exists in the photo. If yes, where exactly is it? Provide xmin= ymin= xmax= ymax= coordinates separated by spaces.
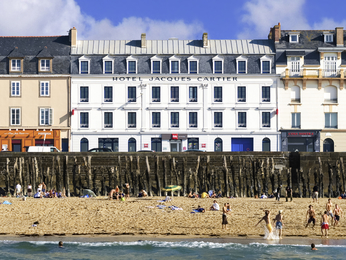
xmin=0 ymin=0 xmax=346 ymax=40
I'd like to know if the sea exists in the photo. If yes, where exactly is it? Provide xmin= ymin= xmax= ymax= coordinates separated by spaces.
xmin=0 ymin=236 xmax=345 ymax=260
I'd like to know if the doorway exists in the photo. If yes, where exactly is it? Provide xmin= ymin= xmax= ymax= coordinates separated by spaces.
xmin=170 ymin=140 xmax=181 ymax=152
xmin=12 ymin=139 xmax=22 ymax=152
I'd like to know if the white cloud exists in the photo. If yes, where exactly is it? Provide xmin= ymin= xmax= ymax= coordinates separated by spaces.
xmin=312 ymin=18 xmax=346 ymax=30
xmin=0 ymin=0 xmax=204 ymax=40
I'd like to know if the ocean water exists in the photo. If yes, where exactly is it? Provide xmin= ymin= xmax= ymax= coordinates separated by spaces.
xmin=0 ymin=238 xmax=345 ymax=260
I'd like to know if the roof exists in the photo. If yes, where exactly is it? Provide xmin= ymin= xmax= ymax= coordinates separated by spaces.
xmin=71 ymin=39 xmax=275 ymax=55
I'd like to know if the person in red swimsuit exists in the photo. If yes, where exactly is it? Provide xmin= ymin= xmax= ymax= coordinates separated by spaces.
xmin=321 ymin=211 xmax=329 ymax=237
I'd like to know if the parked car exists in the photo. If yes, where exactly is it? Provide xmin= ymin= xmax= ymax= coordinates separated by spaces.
xmin=88 ymin=148 xmax=113 ymax=152
xmin=27 ymin=146 xmax=60 ymax=152
xmin=137 ymin=150 xmax=155 ymax=152
xmin=183 ymin=149 xmax=206 ymax=152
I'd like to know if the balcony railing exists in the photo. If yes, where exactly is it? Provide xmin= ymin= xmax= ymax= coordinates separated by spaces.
xmin=282 ymin=68 xmax=344 ymax=78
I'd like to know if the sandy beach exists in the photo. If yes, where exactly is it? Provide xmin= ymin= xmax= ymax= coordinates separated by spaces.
xmin=0 ymin=196 xmax=345 ymax=239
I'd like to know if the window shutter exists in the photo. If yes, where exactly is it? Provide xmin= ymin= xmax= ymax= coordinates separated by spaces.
xmin=49 ymin=108 xmax=53 ymax=125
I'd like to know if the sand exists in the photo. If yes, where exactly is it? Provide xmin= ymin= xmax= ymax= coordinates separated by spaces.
xmin=0 ymin=196 xmax=345 ymax=238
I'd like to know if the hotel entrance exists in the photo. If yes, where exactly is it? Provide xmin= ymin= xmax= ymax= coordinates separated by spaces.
xmin=161 ymin=133 xmax=187 ymax=152
xmin=170 ymin=140 xmax=181 ymax=152
xmin=280 ymin=130 xmax=320 ymax=152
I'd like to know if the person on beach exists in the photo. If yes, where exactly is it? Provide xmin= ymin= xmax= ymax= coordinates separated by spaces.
xmin=306 ymin=205 xmax=316 ymax=228
xmin=195 ymin=205 xmax=205 ymax=213
xmin=311 ymin=243 xmax=317 ymax=250
xmin=274 ymin=210 xmax=284 ymax=239
xmin=312 ymin=185 xmax=319 ymax=203
xmin=275 ymin=185 xmax=282 ymax=201
xmin=210 ymin=200 xmax=220 ymax=211
xmin=124 ymin=183 xmax=130 ymax=199
xmin=285 ymin=186 xmax=292 ymax=202
xmin=27 ymin=184 xmax=32 ymax=197
xmin=222 ymin=203 xmax=231 ymax=229
xmin=42 ymin=182 xmax=46 ymax=193
xmin=321 ymin=211 xmax=329 ymax=237
xmin=188 ymin=191 xmax=193 ymax=198
xmin=138 ymin=189 xmax=147 ymax=197
xmin=326 ymin=199 xmax=334 ymax=225
xmin=37 ymin=183 xmax=43 ymax=193
xmin=333 ymin=204 xmax=343 ymax=227
xmin=109 ymin=186 xmax=120 ymax=200
xmin=15 ymin=183 xmax=22 ymax=196
xmin=217 ymin=190 xmax=222 ymax=198
xmin=255 ymin=210 xmax=272 ymax=234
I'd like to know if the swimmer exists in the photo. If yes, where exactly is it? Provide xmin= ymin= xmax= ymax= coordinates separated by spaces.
xmin=59 ymin=241 xmax=63 ymax=248
xmin=333 ymin=204 xmax=343 ymax=227
xmin=255 ymin=210 xmax=272 ymax=234
xmin=306 ymin=205 xmax=316 ymax=228
xmin=326 ymin=199 xmax=334 ymax=225
xmin=321 ymin=211 xmax=329 ymax=238
xmin=274 ymin=210 xmax=284 ymax=239
xmin=311 ymin=243 xmax=317 ymax=250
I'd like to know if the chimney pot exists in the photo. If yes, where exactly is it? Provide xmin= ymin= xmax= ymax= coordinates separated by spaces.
xmin=69 ymin=27 xmax=77 ymax=47
xmin=141 ymin=33 xmax=146 ymax=48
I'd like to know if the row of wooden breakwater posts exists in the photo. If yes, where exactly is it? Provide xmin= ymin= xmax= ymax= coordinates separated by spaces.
xmin=0 ymin=152 xmax=346 ymax=198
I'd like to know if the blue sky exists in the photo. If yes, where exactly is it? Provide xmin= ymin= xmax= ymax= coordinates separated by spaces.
xmin=1 ymin=0 xmax=346 ymax=40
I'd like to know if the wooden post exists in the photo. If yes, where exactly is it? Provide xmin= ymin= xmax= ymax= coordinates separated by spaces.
xmin=194 ymin=156 xmax=200 ymax=194
xmin=182 ymin=157 xmax=187 ymax=196
xmin=336 ymin=160 xmax=341 ymax=197
xmin=298 ymin=167 xmax=303 ymax=198
xmin=56 ymin=156 xmax=61 ymax=192
xmin=78 ymin=165 xmax=82 ymax=195
xmin=155 ymin=156 xmax=161 ymax=196
xmin=6 ymin=158 xmax=10 ymax=194
xmin=73 ymin=157 xmax=77 ymax=196
xmin=327 ymin=161 xmax=333 ymax=198
xmin=65 ymin=155 xmax=70 ymax=197
xmin=163 ymin=158 xmax=167 ymax=196
xmin=318 ymin=157 xmax=323 ymax=198
xmin=301 ymin=167 xmax=306 ymax=198
xmin=146 ymin=156 xmax=152 ymax=196
xmin=223 ymin=156 xmax=230 ymax=197
xmin=341 ymin=158 xmax=345 ymax=195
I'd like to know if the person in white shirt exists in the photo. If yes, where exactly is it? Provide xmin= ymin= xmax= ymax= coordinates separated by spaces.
xmin=210 ymin=200 xmax=220 ymax=211
xmin=27 ymin=184 xmax=33 ymax=197
xmin=15 ymin=183 xmax=22 ymax=196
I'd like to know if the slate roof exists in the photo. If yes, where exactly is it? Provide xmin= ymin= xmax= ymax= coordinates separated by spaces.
xmin=36 ymin=46 xmax=53 ymax=58
xmin=72 ymin=39 xmax=275 ymax=55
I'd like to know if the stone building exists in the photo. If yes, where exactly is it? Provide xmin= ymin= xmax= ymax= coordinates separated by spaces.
xmin=0 ymin=33 xmax=71 ymax=151
xmin=270 ymin=23 xmax=346 ymax=152
xmin=70 ymin=29 xmax=280 ymax=152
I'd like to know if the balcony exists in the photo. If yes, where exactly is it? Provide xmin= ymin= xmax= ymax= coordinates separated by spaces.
xmin=281 ymin=68 xmax=344 ymax=78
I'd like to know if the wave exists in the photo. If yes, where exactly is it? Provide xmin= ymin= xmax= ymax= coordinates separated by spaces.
xmin=0 ymin=240 xmax=345 ymax=249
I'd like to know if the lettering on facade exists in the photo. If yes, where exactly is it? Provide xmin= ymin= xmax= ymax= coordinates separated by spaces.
xmin=113 ymin=77 xmax=238 ymax=82
xmin=287 ymin=132 xmax=314 ymax=137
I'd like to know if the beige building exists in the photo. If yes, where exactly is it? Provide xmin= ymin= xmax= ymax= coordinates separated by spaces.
xmin=0 ymin=35 xmax=71 ymax=151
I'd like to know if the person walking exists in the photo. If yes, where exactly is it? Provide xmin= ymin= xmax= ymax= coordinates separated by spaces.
xmin=285 ymin=186 xmax=292 ymax=202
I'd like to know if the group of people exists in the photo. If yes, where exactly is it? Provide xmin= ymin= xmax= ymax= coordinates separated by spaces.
xmin=188 ymin=190 xmax=222 ymax=199
xmin=108 ymin=183 xmax=130 ymax=200
xmin=15 ymin=182 xmax=66 ymax=199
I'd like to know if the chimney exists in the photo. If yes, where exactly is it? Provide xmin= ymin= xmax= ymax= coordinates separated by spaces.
xmin=202 ymin=32 xmax=208 ymax=48
xmin=141 ymin=33 xmax=146 ymax=48
xmin=336 ymin=27 xmax=344 ymax=47
xmin=69 ymin=27 xmax=77 ymax=47
xmin=272 ymin=23 xmax=281 ymax=43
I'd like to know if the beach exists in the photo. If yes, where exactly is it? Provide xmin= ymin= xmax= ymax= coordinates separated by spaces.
xmin=0 ymin=196 xmax=345 ymax=239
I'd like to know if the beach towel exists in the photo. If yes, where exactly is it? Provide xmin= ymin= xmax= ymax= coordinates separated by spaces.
xmin=2 ymin=201 xmax=11 ymax=205
xmin=171 ymin=206 xmax=183 ymax=210
xmin=208 ymin=190 xmax=213 ymax=197
xmin=156 ymin=205 xmax=166 ymax=209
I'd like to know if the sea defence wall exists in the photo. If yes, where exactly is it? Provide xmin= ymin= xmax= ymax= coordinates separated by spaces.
xmin=0 ymin=152 xmax=345 ymax=198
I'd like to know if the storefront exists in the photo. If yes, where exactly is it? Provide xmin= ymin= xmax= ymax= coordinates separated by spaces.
xmin=162 ymin=134 xmax=187 ymax=152
xmin=280 ymin=130 xmax=320 ymax=152
xmin=0 ymin=129 xmax=61 ymax=152
xmin=231 ymin=138 xmax=254 ymax=152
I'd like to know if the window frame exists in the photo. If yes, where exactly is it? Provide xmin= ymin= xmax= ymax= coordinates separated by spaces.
xmin=189 ymin=112 xmax=198 ymax=128
xmin=103 ymin=111 xmax=113 ymax=129
xmin=128 ymin=112 xmax=137 ymax=128
xmin=261 ymin=112 xmax=271 ymax=128
xmin=102 ymin=55 xmax=114 ymax=74
xmin=237 ymin=86 xmax=246 ymax=103
xmin=80 ymin=86 xmax=89 ymax=103
xmin=170 ymin=112 xmax=179 ymax=128
xmin=10 ymin=59 xmax=22 ymax=73
xmin=152 ymin=86 xmax=161 ymax=102
xmin=289 ymin=32 xmax=300 ymax=43
xmin=104 ymin=86 xmax=113 ymax=102
xmin=40 ymin=81 xmax=50 ymax=97
xmin=170 ymin=86 xmax=179 ymax=102
xmin=291 ymin=112 xmax=301 ymax=129
xmin=39 ymin=59 xmax=52 ymax=72
xmin=126 ymin=56 xmax=137 ymax=74
xmin=214 ymin=112 xmax=223 ymax=128
xmin=79 ymin=56 xmax=90 ymax=74
xmin=189 ymin=86 xmax=198 ymax=102
xmin=214 ymin=86 xmax=222 ymax=102
xmin=10 ymin=81 xmax=21 ymax=97
xmin=188 ymin=56 xmax=199 ymax=74
xmin=152 ymin=112 xmax=161 ymax=128
xmin=128 ymin=86 xmax=137 ymax=102
xmin=236 ymin=56 xmax=247 ymax=74
xmin=80 ymin=112 xmax=89 ymax=129
xmin=169 ymin=55 xmax=180 ymax=74
xmin=150 ymin=55 xmax=162 ymax=74
xmin=325 ymin=112 xmax=337 ymax=129
xmin=261 ymin=86 xmax=270 ymax=102
xmin=212 ymin=55 xmax=223 ymax=74
xmin=237 ymin=112 xmax=247 ymax=128
xmin=324 ymin=33 xmax=333 ymax=43
xmin=10 ymin=108 xmax=21 ymax=126
xmin=260 ymin=56 xmax=271 ymax=74
xmin=39 ymin=108 xmax=53 ymax=126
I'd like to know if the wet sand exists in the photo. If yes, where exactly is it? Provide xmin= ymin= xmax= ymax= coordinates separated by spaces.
xmin=0 ymin=197 xmax=345 ymax=239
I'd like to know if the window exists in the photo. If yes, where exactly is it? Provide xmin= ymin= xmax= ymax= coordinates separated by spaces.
xmin=189 ymin=86 xmax=197 ymax=102
xmin=40 ymin=81 xmax=49 ymax=96
xmin=104 ymin=112 xmax=113 ymax=128
xmin=289 ymin=33 xmax=299 ymax=43
xmin=11 ymin=59 xmax=21 ymax=72
xmin=128 ymin=112 xmax=136 ymax=128
xmin=171 ymin=112 xmax=179 ymax=128
xmin=188 ymin=138 xmax=199 ymax=150
xmin=126 ymin=56 xmax=137 ymax=74
xmin=80 ymin=138 xmax=89 ymax=152
xmin=189 ymin=112 xmax=197 ymax=128
xmin=99 ymin=138 xmax=118 ymax=152
xmin=128 ymin=87 xmax=136 ymax=102
xmin=325 ymin=113 xmax=337 ymax=129
xmin=152 ymin=112 xmax=161 ymax=128
xmin=324 ymin=55 xmax=337 ymax=77
xmin=151 ymin=56 xmax=161 ymax=74
xmin=291 ymin=113 xmax=301 ymax=128
xmin=324 ymin=34 xmax=333 ymax=43
xmin=80 ymin=87 xmax=89 ymax=102
xmin=214 ymin=138 xmax=222 ymax=152
xmin=171 ymin=86 xmax=179 ymax=102
xmin=323 ymin=138 xmax=334 ymax=152
xmin=236 ymin=56 xmax=247 ymax=74
xmin=237 ymin=86 xmax=246 ymax=102
xmin=214 ymin=87 xmax=222 ymax=102
xmin=169 ymin=56 xmax=180 ymax=74
xmin=11 ymin=81 xmax=20 ymax=96
xmin=188 ymin=56 xmax=198 ymax=74
xmin=104 ymin=61 xmax=113 ymax=74
xmin=262 ymin=86 xmax=270 ymax=102
xmin=128 ymin=138 xmax=136 ymax=152
xmin=262 ymin=61 xmax=270 ymax=74
xmin=262 ymin=112 xmax=270 ymax=127
xmin=212 ymin=55 xmax=223 ymax=74
xmin=152 ymin=87 xmax=160 ymax=102
xmin=151 ymin=138 xmax=162 ymax=152
xmin=214 ymin=112 xmax=222 ymax=127
xmin=238 ymin=112 xmax=246 ymax=127
xmin=262 ymin=138 xmax=270 ymax=152
xmin=324 ymin=86 xmax=337 ymax=103
xmin=79 ymin=56 xmax=90 ymax=74
xmin=80 ymin=112 xmax=89 ymax=128
xmin=40 ymin=59 xmax=50 ymax=72
xmin=290 ymin=86 xmax=300 ymax=103
xmin=290 ymin=56 xmax=301 ymax=76
xmin=104 ymin=86 xmax=113 ymax=102
xmin=40 ymin=108 xmax=53 ymax=125
xmin=10 ymin=108 xmax=20 ymax=125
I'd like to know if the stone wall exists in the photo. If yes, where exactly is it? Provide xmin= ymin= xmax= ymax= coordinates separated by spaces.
xmin=0 ymin=152 xmax=345 ymax=198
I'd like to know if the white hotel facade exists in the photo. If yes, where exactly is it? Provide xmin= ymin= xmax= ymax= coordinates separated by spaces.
xmin=70 ymin=30 xmax=280 ymax=152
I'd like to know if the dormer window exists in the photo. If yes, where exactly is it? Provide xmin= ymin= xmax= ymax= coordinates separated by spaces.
xmin=10 ymin=59 xmax=22 ymax=72
xmin=126 ymin=56 xmax=137 ymax=74
xmin=289 ymin=32 xmax=300 ymax=43
xmin=260 ymin=56 xmax=271 ymax=74
xmin=169 ymin=55 xmax=180 ymax=74
xmin=103 ymin=56 xmax=113 ymax=74
xmin=324 ymin=33 xmax=333 ymax=43
xmin=79 ymin=56 xmax=90 ymax=74
xmin=39 ymin=59 xmax=51 ymax=72
xmin=212 ymin=55 xmax=223 ymax=74
xmin=151 ymin=56 xmax=162 ymax=74
xmin=236 ymin=56 xmax=247 ymax=74
xmin=188 ymin=56 xmax=199 ymax=74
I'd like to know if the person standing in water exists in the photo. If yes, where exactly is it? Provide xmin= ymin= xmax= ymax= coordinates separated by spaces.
xmin=255 ymin=210 xmax=272 ymax=234
xmin=274 ymin=210 xmax=284 ymax=239
xmin=321 ymin=211 xmax=329 ymax=238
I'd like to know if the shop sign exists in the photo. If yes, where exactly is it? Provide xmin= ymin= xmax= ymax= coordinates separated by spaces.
xmin=144 ymin=143 xmax=148 ymax=148
xmin=172 ymin=134 xmax=178 ymax=140
xmin=201 ymin=144 xmax=206 ymax=148
xmin=287 ymin=132 xmax=314 ymax=137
